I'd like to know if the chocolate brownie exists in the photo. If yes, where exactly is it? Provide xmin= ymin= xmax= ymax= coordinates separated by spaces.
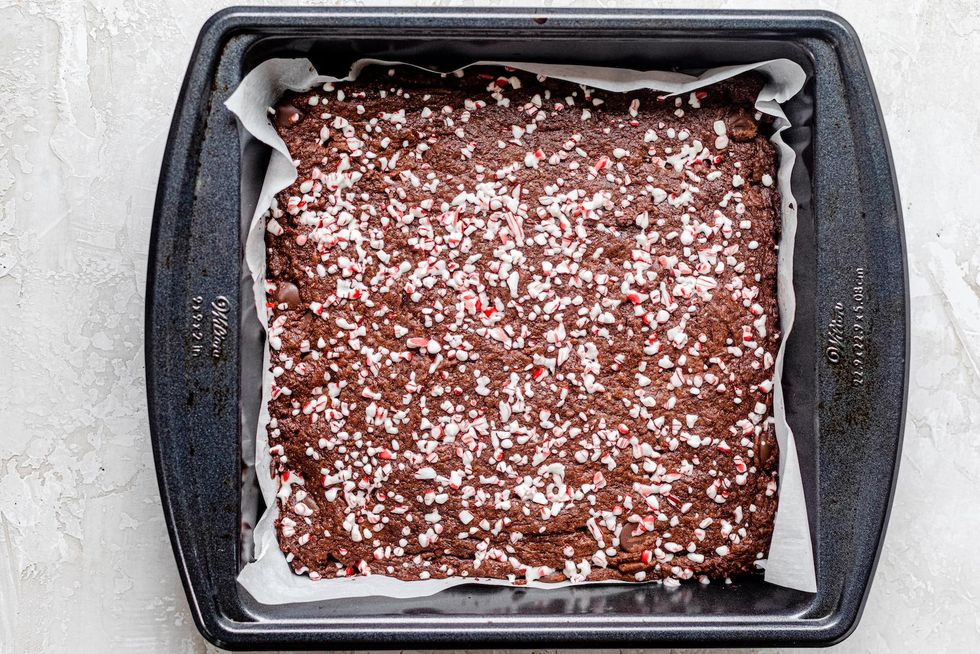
xmin=261 ymin=65 xmax=782 ymax=585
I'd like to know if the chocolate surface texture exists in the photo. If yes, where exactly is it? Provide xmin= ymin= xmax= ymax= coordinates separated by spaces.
xmin=262 ymin=66 xmax=782 ymax=585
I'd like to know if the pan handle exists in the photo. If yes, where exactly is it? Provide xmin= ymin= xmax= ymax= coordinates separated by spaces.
xmin=145 ymin=19 xmax=253 ymax=643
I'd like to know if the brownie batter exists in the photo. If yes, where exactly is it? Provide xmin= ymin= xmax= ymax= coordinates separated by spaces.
xmin=261 ymin=66 xmax=782 ymax=585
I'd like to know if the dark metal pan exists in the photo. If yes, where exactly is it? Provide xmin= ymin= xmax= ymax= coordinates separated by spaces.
xmin=146 ymin=7 xmax=908 ymax=649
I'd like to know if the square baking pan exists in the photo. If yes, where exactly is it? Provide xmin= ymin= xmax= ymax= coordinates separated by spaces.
xmin=146 ymin=7 xmax=908 ymax=650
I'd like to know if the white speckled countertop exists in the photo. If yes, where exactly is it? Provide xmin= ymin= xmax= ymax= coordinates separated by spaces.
xmin=1 ymin=1 xmax=977 ymax=652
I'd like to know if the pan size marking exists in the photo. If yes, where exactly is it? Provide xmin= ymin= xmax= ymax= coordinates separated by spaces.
xmin=824 ymin=267 xmax=866 ymax=387
xmin=190 ymin=296 xmax=205 ymax=358
xmin=850 ymin=268 xmax=866 ymax=387
xmin=188 ymin=294 xmax=230 ymax=360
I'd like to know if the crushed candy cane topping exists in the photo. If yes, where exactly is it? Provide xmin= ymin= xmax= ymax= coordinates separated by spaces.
xmin=262 ymin=66 xmax=782 ymax=586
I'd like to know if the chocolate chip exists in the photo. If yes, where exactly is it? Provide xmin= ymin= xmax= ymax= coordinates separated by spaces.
xmin=274 ymin=104 xmax=303 ymax=128
xmin=730 ymin=113 xmax=758 ymax=142
xmin=618 ymin=526 xmax=655 ymax=553
xmin=755 ymin=432 xmax=774 ymax=467
xmin=616 ymin=561 xmax=648 ymax=574
xmin=297 ymin=312 xmax=315 ymax=333
xmin=760 ymin=437 xmax=773 ymax=463
xmin=276 ymin=281 xmax=301 ymax=308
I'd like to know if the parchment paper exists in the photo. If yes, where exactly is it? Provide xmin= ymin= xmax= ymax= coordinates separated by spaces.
xmin=227 ymin=57 xmax=817 ymax=603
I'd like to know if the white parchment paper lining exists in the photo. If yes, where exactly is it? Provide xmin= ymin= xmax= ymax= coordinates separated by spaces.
xmin=227 ymin=57 xmax=816 ymax=603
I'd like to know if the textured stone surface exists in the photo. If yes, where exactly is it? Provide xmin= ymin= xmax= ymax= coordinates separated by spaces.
xmin=1 ymin=0 xmax=978 ymax=651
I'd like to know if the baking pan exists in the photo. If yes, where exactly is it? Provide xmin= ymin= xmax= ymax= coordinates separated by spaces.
xmin=146 ymin=7 xmax=908 ymax=649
